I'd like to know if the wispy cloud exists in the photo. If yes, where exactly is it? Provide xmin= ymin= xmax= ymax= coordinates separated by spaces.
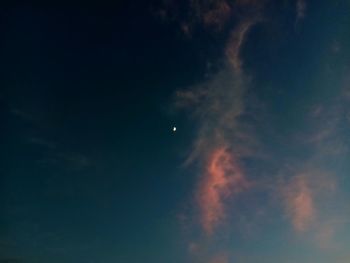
xmin=283 ymin=173 xmax=316 ymax=232
xmin=210 ymin=253 xmax=229 ymax=263
xmin=296 ymin=0 xmax=306 ymax=23
xmin=172 ymin=0 xmax=350 ymax=261
xmin=281 ymin=168 xmax=348 ymax=251
xmin=200 ymin=0 xmax=232 ymax=31
xmin=226 ymin=18 xmax=260 ymax=74
xmin=9 ymin=106 xmax=90 ymax=171
xmin=157 ymin=0 xmax=265 ymax=37
xmin=177 ymin=71 xmax=248 ymax=153
xmin=177 ymin=68 xmax=255 ymax=239
xmin=173 ymin=1 xmax=268 ymax=262
xmin=197 ymin=146 xmax=250 ymax=234
xmin=294 ymin=0 xmax=307 ymax=29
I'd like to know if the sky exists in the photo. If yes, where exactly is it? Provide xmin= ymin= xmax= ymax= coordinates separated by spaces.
xmin=1 ymin=1 xmax=350 ymax=263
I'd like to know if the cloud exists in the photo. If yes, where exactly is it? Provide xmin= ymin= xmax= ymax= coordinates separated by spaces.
xmin=314 ymin=221 xmax=337 ymax=249
xmin=28 ymin=138 xmax=90 ymax=170
xmin=280 ymin=166 xmax=342 ymax=250
xmin=177 ymin=66 xmax=256 ymax=239
xmin=176 ymin=68 xmax=248 ymax=160
xmin=156 ymin=0 xmax=231 ymax=34
xmin=283 ymin=174 xmax=315 ymax=232
xmin=197 ymin=146 xmax=250 ymax=234
xmin=195 ymin=0 xmax=232 ymax=31
xmin=170 ymin=0 xmax=350 ymax=261
xmin=176 ymin=48 xmax=259 ymax=263
xmin=173 ymin=3 xmax=268 ymax=263
xmin=210 ymin=253 xmax=229 ymax=263
xmin=157 ymin=0 xmax=266 ymax=38
xmin=10 ymin=108 xmax=37 ymax=122
xmin=296 ymin=0 xmax=306 ymax=22
xmin=276 ymin=78 xmax=350 ymax=248
xmin=171 ymin=1 xmax=350 ymax=262
xmin=226 ymin=18 xmax=259 ymax=73
xmin=28 ymin=137 xmax=57 ymax=150
xmin=8 ymin=105 xmax=90 ymax=171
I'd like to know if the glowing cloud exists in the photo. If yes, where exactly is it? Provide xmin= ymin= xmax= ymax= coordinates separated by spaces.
xmin=197 ymin=146 xmax=249 ymax=234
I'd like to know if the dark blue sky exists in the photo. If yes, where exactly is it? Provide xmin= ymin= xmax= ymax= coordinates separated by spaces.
xmin=1 ymin=1 xmax=350 ymax=263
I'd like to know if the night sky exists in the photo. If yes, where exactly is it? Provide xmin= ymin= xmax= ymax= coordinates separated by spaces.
xmin=1 ymin=1 xmax=350 ymax=263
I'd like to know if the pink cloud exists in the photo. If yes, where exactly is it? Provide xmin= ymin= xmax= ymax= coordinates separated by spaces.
xmin=283 ymin=174 xmax=315 ymax=232
xmin=282 ymin=169 xmax=339 ymax=236
xmin=197 ymin=146 xmax=250 ymax=235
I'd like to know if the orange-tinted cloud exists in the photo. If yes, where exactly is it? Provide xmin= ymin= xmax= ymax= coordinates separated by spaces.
xmin=283 ymin=174 xmax=315 ymax=232
xmin=197 ymin=146 xmax=250 ymax=235
xmin=171 ymin=0 xmax=268 ymax=260
xmin=177 ymin=69 xmax=255 ymax=263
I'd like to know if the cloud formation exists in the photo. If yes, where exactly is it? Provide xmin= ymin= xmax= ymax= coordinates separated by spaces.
xmin=210 ymin=253 xmax=229 ymax=263
xmin=176 ymin=68 xmax=248 ymax=162
xmin=176 ymin=67 xmax=255 ymax=242
xmin=226 ymin=18 xmax=259 ymax=73
xmin=172 ymin=0 xmax=350 ymax=261
xmin=173 ymin=2 xmax=269 ymax=262
xmin=197 ymin=146 xmax=250 ymax=234
xmin=197 ymin=0 xmax=232 ymax=31
xmin=158 ymin=0 xmax=266 ymax=36
xmin=283 ymin=174 xmax=315 ymax=232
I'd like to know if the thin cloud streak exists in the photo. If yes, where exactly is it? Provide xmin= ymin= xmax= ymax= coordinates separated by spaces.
xmin=226 ymin=18 xmax=259 ymax=74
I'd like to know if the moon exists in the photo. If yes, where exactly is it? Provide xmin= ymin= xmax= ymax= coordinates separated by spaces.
xmin=173 ymin=126 xmax=177 ymax=132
